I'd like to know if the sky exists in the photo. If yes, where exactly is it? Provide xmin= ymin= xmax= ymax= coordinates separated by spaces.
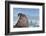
xmin=13 ymin=8 xmax=39 ymax=17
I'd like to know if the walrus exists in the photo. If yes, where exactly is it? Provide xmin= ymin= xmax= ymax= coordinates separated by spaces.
xmin=14 ymin=13 xmax=28 ymax=28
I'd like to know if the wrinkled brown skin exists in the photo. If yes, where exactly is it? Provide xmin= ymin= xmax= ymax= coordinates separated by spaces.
xmin=14 ymin=16 xmax=28 ymax=28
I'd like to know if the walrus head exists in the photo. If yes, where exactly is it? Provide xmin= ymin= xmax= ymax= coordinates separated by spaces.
xmin=14 ymin=13 xmax=28 ymax=27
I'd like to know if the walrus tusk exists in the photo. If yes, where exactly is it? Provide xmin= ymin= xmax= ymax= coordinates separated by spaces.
xmin=14 ymin=16 xmax=20 ymax=25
